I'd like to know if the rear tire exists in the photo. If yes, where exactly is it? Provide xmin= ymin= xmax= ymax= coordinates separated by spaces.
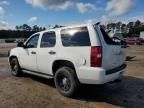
xmin=10 ymin=58 xmax=22 ymax=77
xmin=54 ymin=66 xmax=78 ymax=97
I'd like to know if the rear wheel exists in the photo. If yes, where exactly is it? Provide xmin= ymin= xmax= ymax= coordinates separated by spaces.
xmin=54 ymin=66 xmax=78 ymax=97
xmin=10 ymin=58 xmax=22 ymax=76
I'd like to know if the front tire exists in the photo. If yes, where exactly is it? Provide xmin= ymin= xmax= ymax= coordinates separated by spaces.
xmin=10 ymin=58 xmax=22 ymax=77
xmin=54 ymin=67 xmax=78 ymax=97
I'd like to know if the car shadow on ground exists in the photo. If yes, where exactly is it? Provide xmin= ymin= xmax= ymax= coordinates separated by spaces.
xmin=75 ymin=76 xmax=144 ymax=108
xmin=23 ymin=73 xmax=55 ymax=87
xmin=23 ymin=74 xmax=144 ymax=108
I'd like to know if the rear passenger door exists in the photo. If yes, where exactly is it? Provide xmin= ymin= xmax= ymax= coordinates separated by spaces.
xmin=37 ymin=31 xmax=56 ymax=75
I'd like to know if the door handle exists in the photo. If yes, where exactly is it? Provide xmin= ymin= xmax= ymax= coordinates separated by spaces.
xmin=49 ymin=51 xmax=56 ymax=55
xmin=31 ymin=51 xmax=36 ymax=54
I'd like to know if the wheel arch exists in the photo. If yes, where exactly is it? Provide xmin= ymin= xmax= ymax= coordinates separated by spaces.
xmin=52 ymin=59 xmax=80 ymax=83
xmin=9 ymin=55 xmax=18 ymax=62
xmin=52 ymin=60 xmax=75 ymax=74
xmin=9 ymin=55 xmax=21 ymax=66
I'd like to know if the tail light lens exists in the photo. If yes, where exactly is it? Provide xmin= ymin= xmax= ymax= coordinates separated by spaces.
xmin=91 ymin=46 xmax=102 ymax=67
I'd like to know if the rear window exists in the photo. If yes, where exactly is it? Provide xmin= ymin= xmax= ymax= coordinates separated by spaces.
xmin=61 ymin=27 xmax=91 ymax=47
xmin=100 ymin=28 xmax=118 ymax=45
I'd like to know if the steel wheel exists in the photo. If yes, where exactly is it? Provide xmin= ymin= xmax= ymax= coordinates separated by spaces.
xmin=54 ymin=67 xmax=79 ymax=97
xmin=56 ymin=74 xmax=71 ymax=92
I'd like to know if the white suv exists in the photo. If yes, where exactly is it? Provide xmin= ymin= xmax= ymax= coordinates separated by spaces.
xmin=9 ymin=23 xmax=126 ymax=96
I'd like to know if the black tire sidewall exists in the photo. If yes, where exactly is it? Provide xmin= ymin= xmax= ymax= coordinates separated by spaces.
xmin=54 ymin=67 xmax=78 ymax=97
xmin=10 ymin=58 xmax=22 ymax=76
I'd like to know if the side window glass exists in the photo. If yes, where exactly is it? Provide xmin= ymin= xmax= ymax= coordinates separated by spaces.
xmin=40 ymin=32 xmax=56 ymax=48
xmin=26 ymin=34 xmax=39 ymax=48
xmin=61 ymin=27 xmax=91 ymax=47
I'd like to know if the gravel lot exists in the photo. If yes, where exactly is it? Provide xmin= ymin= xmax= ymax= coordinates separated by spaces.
xmin=0 ymin=44 xmax=144 ymax=108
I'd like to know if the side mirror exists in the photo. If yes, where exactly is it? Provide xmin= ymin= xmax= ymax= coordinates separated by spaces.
xmin=17 ymin=42 xmax=24 ymax=47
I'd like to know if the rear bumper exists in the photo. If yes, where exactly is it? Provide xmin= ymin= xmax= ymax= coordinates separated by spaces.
xmin=77 ymin=64 xmax=127 ymax=84
xmin=106 ymin=64 xmax=127 ymax=75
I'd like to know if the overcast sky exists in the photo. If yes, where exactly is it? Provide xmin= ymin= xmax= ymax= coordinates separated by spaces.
xmin=0 ymin=0 xmax=143 ymax=29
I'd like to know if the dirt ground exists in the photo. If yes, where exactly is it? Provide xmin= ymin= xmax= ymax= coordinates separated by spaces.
xmin=0 ymin=44 xmax=144 ymax=108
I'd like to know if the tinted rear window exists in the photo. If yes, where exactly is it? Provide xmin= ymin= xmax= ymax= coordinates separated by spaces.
xmin=61 ymin=27 xmax=91 ymax=47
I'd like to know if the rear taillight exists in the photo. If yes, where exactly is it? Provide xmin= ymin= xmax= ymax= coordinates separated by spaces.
xmin=91 ymin=46 xmax=102 ymax=67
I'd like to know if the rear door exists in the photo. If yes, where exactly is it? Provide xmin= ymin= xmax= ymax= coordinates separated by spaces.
xmin=98 ymin=28 xmax=126 ymax=70
xmin=37 ymin=31 xmax=56 ymax=74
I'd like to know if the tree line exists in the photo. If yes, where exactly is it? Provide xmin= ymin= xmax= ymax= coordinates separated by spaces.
xmin=0 ymin=20 xmax=144 ymax=39
xmin=0 ymin=24 xmax=64 ymax=39
xmin=0 ymin=24 xmax=46 ymax=39
xmin=105 ymin=20 xmax=144 ymax=38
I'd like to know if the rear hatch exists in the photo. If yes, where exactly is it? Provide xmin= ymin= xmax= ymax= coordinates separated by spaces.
xmin=98 ymin=27 xmax=126 ymax=70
